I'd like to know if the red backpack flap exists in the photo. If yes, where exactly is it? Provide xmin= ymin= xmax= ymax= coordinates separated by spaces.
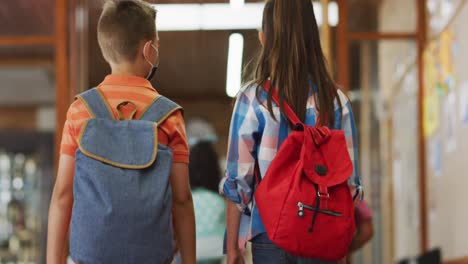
xmin=301 ymin=126 xmax=353 ymax=187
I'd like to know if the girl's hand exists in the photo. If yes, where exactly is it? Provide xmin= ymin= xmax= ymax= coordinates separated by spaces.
xmin=227 ymin=250 xmax=245 ymax=264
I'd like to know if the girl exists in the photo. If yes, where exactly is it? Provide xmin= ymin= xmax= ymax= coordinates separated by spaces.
xmin=220 ymin=0 xmax=362 ymax=263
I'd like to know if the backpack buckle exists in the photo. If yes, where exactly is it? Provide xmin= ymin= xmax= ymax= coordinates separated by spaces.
xmin=318 ymin=191 xmax=329 ymax=210
xmin=317 ymin=191 xmax=330 ymax=199
xmin=317 ymin=185 xmax=329 ymax=199
xmin=317 ymin=185 xmax=330 ymax=209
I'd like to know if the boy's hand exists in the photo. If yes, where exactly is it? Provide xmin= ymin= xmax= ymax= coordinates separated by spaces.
xmin=170 ymin=163 xmax=196 ymax=264
xmin=47 ymin=155 xmax=75 ymax=264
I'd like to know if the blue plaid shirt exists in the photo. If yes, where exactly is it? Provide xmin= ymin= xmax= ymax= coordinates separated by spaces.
xmin=220 ymin=84 xmax=362 ymax=248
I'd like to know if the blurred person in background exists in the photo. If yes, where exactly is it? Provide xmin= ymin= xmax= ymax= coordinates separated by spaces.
xmin=187 ymin=119 xmax=226 ymax=264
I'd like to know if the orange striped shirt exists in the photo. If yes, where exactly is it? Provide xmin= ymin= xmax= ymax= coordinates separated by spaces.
xmin=60 ymin=75 xmax=189 ymax=164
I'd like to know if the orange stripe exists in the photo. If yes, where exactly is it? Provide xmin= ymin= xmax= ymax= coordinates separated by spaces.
xmin=60 ymin=144 xmax=78 ymax=157
xmin=100 ymin=85 xmax=156 ymax=94
xmin=74 ymin=119 xmax=88 ymax=126
xmin=61 ymin=80 xmax=188 ymax=164
xmin=173 ymin=155 xmax=190 ymax=164
xmin=69 ymin=105 xmax=86 ymax=113
xmin=100 ymin=85 xmax=155 ymax=95
xmin=68 ymin=101 xmax=86 ymax=113
xmin=70 ymin=111 xmax=92 ymax=120
xmin=104 ymin=92 xmax=155 ymax=104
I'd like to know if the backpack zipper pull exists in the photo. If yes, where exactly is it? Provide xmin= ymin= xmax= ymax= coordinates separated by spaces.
xmin=297 ymin=202 xmax=304 ymax=218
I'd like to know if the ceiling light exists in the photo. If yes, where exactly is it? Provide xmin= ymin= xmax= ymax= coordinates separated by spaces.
xmin=226 ymin=33 xmax=244 ymax=98
xmin=153 ymin=3 xmax=339 ymax=31
xmin=230 ymin=0 xmax=245 ymax=9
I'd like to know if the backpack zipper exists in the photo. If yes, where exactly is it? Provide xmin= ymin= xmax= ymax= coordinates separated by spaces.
xmin=297 ymin=202 xmax=343 ymax=217
xmin=296 ymin=185 xmax=343 ymax=232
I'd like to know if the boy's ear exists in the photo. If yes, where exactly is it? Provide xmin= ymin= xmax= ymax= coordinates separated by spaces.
xmin=258 ymin=31 xmax=266 ymax=47
xmin=142 ymin=40 xmax=153 ymax=60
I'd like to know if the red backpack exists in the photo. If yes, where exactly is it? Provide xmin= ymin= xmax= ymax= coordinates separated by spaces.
xmin=254 ymin=82 xmax=356 ymax=262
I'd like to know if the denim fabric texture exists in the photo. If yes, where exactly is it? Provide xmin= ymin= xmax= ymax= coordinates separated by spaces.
xmin=79 ymin=118 xmax=158 ymax=167
xmin=252 ymin=234 xmax=338 ymax=264
xmin=69 ymin=88 xmax=179 ymax=264
xmin=139 ymin=96 xmax=184 ymax=122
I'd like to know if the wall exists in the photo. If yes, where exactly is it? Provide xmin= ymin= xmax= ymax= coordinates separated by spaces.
xmin=390 ymin=65 xmax=421 ymax=260
xmin=378 ymin=0 xmax=420 ymax=261
xmin=177 ymin=98 xmax=233 ymax=158
xmin=0 ymin=66 xmax=55 ymax=132
xmin=0 ymin=66 xmax=54 ymax=106
xmin=378 ymin=0 xmax=468 ymax=261
xmin=427 ymin=3 xmax=468 ymax=261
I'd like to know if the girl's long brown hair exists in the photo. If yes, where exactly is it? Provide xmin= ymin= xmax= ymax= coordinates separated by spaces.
xmin=253 ymin=0 xmax=340 ymax=126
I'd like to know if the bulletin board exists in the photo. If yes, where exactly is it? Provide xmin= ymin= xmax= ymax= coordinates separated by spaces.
xmin=424 ymin=1 xmax=468 ymax=260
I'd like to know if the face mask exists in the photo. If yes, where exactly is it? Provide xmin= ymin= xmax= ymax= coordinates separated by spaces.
xmin=146 ymin=65 xmax=158 ymax=81
xmin=144 ymin=43 xmax=159 ymax=81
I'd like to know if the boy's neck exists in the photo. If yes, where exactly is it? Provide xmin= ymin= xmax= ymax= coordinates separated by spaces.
xmin=111 ymin=63 xmax=146 ymax=78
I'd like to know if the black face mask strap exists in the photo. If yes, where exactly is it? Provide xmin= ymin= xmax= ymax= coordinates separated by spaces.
xmin=146 ymin=66 xmax=158 ymax=81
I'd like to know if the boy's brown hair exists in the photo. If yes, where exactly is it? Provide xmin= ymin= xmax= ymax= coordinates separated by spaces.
xmin=98 ymin=0 xmax=157 ymax=63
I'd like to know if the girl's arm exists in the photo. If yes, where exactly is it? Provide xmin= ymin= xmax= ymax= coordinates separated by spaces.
xmin=226 ymin=200 xmax=244 ymax=264
xmin=340 ymin=92 xmax=363 ymax=202
xmin=220 ymin=88 xmax=262 ymax=263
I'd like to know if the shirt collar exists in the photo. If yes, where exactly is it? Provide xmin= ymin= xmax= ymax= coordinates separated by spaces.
xmin=99 ymin=74 xmax=156 ymax=92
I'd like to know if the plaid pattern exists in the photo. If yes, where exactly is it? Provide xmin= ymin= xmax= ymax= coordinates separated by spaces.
xmin=220 ymin=85 xmax=363 ymax=246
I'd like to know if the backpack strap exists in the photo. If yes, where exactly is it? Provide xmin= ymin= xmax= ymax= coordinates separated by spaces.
xmin=77 ymin=88 xmax=115 ymax=119
xmin=139 ymin=96 xmax=182 ymax=124
xmin=253 ymin=81 xmax=302 ymax=187
xmin=264 ymin=81 xmax=303 ymax=126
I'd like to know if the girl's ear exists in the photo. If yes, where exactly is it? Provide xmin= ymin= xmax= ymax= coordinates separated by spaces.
xmin=258 ymin=31 xmax=266 ymax=47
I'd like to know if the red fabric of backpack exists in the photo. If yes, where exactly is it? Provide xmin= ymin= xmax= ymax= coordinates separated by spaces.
xmin=254 ymin=82 xmax=356 ymax=262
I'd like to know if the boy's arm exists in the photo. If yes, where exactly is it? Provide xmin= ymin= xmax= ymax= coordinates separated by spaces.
xmin=170 ymin=162 xmax=196 ymax=264
xmin=47 ymin=155 xmax=75 ymax=264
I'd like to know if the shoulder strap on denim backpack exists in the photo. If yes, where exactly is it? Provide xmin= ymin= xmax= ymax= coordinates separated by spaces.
xmin=139 ymin=96 xmax=182 ymax=124
xmin=76 ymin=88 xmax=115 ymax=119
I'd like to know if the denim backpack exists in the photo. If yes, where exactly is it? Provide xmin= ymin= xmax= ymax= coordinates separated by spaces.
xmin=69 ymin=88 xmax=181 ymax=264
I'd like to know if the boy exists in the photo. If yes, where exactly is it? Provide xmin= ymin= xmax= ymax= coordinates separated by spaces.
xmin=47 ymin=1 xmax=196 ymax=263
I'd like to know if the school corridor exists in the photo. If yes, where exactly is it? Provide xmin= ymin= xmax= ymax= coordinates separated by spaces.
xmin=0 ymin=0 xmax=467 ymax=263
